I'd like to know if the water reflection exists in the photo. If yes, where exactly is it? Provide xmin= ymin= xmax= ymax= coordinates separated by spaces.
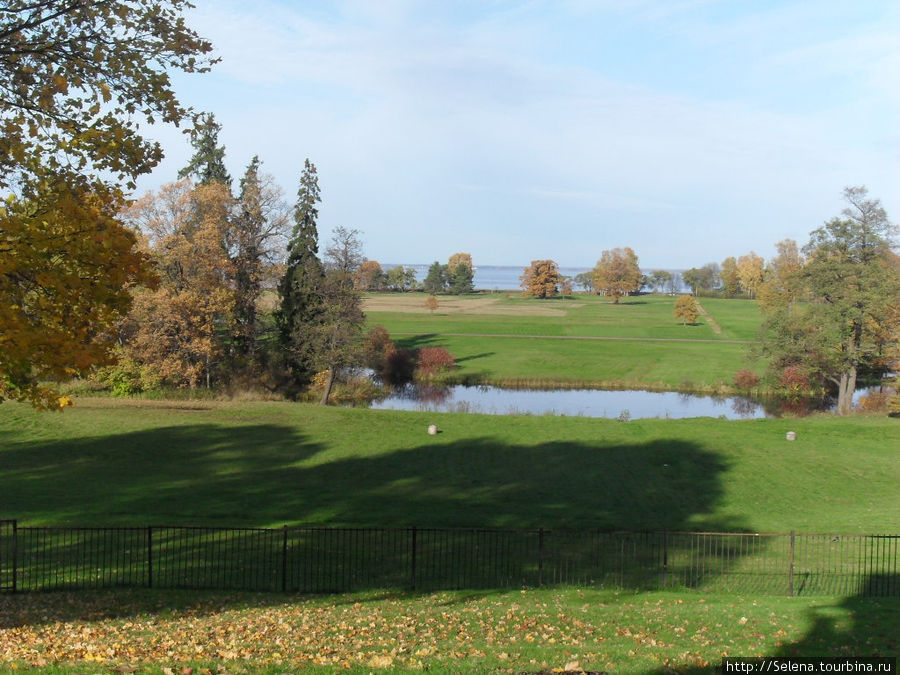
xmin=369 ymin=384 xmax=828 ymax=420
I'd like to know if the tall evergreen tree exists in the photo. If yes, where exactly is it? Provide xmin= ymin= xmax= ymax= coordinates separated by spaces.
xmin=277 ymin=159 xmax=326 ymax=388
xmin=178 ymin=113 xmax=231 ymax=187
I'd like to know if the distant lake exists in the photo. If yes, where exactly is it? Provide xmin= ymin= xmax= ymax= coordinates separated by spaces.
xmin=384 ymin=264 xmax=689 ymax=292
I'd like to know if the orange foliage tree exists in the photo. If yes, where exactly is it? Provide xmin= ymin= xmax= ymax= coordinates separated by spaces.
xmin=520 ymin=260 xmax=561 ymax=298
xmin=0 ymin=180 xmax=154 ymax=408
xmin=119 ymin=180 xmax=235 ymax=389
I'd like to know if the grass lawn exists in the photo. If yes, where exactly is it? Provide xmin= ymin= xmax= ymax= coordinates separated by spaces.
xmin=363 ymin=293 xmax=765 ymax=389
xmin=2 ymin=400 xmax=896 ymax=534
xmin=1 ymin=587 xmax=896 ymax=673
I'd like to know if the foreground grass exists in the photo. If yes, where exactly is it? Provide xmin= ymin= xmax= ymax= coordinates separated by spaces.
xmin=1 ymin=587 xmax=896 ymax=673
xmin=364 ymin=294 xmax=764 ymax=389
xmin=2 ymin=400 xmax=897 ymax=533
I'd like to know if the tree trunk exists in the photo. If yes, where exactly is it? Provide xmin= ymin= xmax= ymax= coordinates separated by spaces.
xmin=836 ymin=366 xmax=857 ymax=416
xmin=320 ymin=368 xmax=336 ymax=406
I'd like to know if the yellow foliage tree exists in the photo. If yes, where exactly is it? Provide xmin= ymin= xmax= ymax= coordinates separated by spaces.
xmin=593 ymin=247 xmax=642 ymax=303
xmin=673 ymin=294 xmax=700 ymax=325
xmin=0 ymin=181 xmax=154 ymax=408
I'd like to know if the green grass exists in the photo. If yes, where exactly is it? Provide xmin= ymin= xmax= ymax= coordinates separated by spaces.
xmin=2 ymin=400 xmax=896 ymax=533
xmin=1 ymin=587 xmax=896 ymax=673
xmin=365 ymin=293 xmax=765 ymax=389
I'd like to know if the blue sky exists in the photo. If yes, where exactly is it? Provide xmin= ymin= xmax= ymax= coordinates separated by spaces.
xmin=137 ymin=0 xmax=899 ymax=269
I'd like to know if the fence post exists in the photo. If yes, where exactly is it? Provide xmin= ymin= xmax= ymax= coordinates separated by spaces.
xmin=662 ymin=531 xmax=668 ymax=589
xmin=410 ymin=527 xmax=417 ymax=591
xmin=538 ymin=528 xmax=544 ymax=587
xmin=788 ymin=530 xmax=795 ymax=597
xmin=281 ymin=527 xmax=288 ymax=593
xmin=11 ymin=520 xmax=18 ymax=594
xmin=147 ymin=526 xmax=153 ymax=589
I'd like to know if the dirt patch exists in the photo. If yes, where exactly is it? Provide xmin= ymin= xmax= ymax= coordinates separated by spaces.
xmin=695 ymin=301 xmax=722 ymax=335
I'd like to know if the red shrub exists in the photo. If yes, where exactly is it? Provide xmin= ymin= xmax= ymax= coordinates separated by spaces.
xmin=779 ymin=365 xmax=810 ymax=393
xmin=415 ymin=346 xmax=455 ymax=377
xmin=733 ymin=369 xmax=760 ymax=390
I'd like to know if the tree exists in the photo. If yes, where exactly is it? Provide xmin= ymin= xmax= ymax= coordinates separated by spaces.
xmin=520 ymin=260 xmax=561 ymax=298
xmin=447 ymin=252 xmax=473 ymax=273
xmin=178 ymin=113 xmax=231 ymax=187
xmin=423 ymin=261 xmax=447 ymax=294
xmin=0 ymin=180 xmax=153 ymax=408
xmin=425 ymin=295 xmax=439 ymax=314
xmin=757 ymin=239 xmax=804 ymax=312
xmin=307 ymin=274 xmax=365 ymax=405
xmin=447 ymin=253 xmax=474 ymax=294
xmin=758 ymin=187 xmax=900 ymax=414
xmin=277 ymin=159 xmax=326 ymax=389
xmin=648 ymin=270 xmax=672 ymax=294
xmin=673 ymin=294 xmax=699 ymax=325
xmin=573 ymin=271 xmax=595 ymax=293
xmin=682 ymin=265 xmax=718 ymax=296
xmin=592 ymin=247 xmax=642 ymax=303
xmin=0 ymin=1 xmax=215 ymax=193
xmin=449 ymin=263 xmax=475 ymax=294
xmin=385 ymin=265 xmax=417 ymax=292
xmin=232 ymin=156 xmax=289 ymax=360
xmin=354 ymin=260 xmax=386 ymax=291
xmin=720 ymin=257 xmax=741 ymax=297
xmin=324 ymin=226 xmax=364 ymax=288
xmin=120 ymin=180 xmax=235 ymax=389
xmin=737 ymin=252 xmax=765 ymax=299
xmin=1 ymin=0 xmax=213 ymax=407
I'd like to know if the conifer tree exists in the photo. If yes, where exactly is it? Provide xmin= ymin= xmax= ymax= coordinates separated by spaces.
xmin=179 ymin=113 xmax=231 ymax=187
xmin=277 ymin=159 xmax=326 ymax=388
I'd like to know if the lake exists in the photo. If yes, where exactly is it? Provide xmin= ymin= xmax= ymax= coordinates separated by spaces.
xmin=384 ymin=263 xmax=690 ymax=292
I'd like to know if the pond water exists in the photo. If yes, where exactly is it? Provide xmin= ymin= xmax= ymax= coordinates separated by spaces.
xmin=367 ymin=383 xmax=887 ymax=420
xmin=370 ymin=384 xmax=778 ymax=420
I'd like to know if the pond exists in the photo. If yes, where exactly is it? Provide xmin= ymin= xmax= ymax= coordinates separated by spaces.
xmin=367 ymin=383 xmax=876 ymax=420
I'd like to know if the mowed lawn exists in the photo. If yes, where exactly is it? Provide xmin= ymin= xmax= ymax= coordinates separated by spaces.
xmin=363 ymin=293 xmax=764 ymax=388
xmin=2 ymin=400 xmax=896 ymax=534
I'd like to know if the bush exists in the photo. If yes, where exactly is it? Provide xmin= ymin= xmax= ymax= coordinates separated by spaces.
xmin=733 ymin=369 xmax=760 ymax=390
xmin=857 ymin=390 xmax=893 ymax=413
xmin=414 ymin=346 xmax=455 ymax=379
xmin=93 ymin=351 xmax=161 ymax=396
xmin=778 ymin=365 xmax=810 ymax=394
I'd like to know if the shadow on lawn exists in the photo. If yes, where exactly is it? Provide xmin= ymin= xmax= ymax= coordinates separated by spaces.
xmin=4 ymin=422 xmax=739 ymax=531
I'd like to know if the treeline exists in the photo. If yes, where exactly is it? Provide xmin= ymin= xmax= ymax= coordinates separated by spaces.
xmin=87 ymin=115 xmax=456 ymax=403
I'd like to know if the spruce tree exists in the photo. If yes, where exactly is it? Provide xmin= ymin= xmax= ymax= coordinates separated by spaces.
xmin=233 ymin=156 xmax=265 ymax=358
xmin=277 ymin=159 xmax=326 ymax=388
xmin=179 ymin=113 xmax=231 ymax=187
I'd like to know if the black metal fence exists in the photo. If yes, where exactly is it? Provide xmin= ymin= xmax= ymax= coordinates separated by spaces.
xmin=0 ymin=521 xmax=896 ymax=596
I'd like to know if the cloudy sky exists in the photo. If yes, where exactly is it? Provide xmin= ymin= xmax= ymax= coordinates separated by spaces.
xmin=137 ymin=0 xmax=899 ymax=269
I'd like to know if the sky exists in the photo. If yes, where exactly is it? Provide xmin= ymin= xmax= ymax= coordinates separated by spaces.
xmin=136 ymin=0 xmax=899 ymax=269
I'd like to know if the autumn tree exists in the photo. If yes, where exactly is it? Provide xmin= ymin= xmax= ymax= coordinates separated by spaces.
xmin=573 ymin=271 xmax=595 ymax=293
xmin=354 ymin=260 xmax=386 ymax=291
xmin=120 ymin=180 xmax=235 ymax=389
xmin=592 ymin=247 xmax=642 ymax=303
xmin=0 ymin=1 xmax=214 ymax=193
xmin=0 ymin=1 xmax=213 ymax=406
xmin=757 ymin=186 xmax=899 ymax=414
xmin=178 ymin=113 xmax=231 ymax=187
xmin=231 ymin=156 xmax=289 ymax=360
xmin=521 ymin=260 xmax=561 ymax=298
xmin=425 ymin=295 xmax=439 ymax=314
xmin=737 ymin=252 xmax=765 ymax=299
xmin=673 ymin=294 xmax=699 ymax=325
xmin=0 ymin=181 xmax=153 ymax=408
xmin=277 ymin=159 xmax=326 ymax=390
xmin=720 ymin=257 xmax=741 ymax=297
xmin=447 ymin=252 xmax=473 ymax=272
xmin=757 ymin=239 xmax=804 ymax=312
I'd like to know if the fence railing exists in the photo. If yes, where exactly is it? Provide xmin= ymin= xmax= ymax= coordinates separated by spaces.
xmin=0 ymin=521 xmax=896 ymax=596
